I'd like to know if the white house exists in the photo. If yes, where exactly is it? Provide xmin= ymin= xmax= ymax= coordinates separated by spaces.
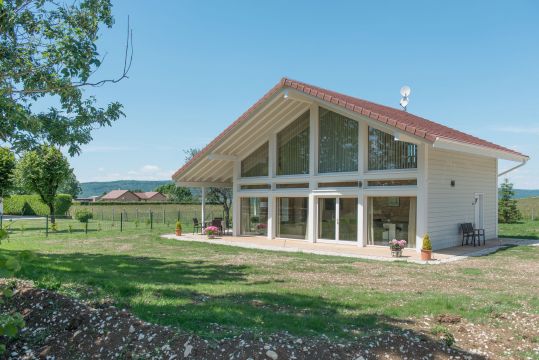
xmin=172 ymin=78 xmax=529 ymax=251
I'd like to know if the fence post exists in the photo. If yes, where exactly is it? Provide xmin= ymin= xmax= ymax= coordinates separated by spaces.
xmin=136 ymin=208 xmax=139 ymax=222
xmin=177 ymin=209 xmax=180 ymax=221
xmin=45 ymin=215 xmax=49 ymax=237
xmin=120 ymin=212 xmax=123 ymax=232
xmin=85 ymin=221 xmax=88 ymax=234
xmin=150 ymin=210 xmax=153 ymax=230
xmin=112 ymin=208 xmax=115 ymax=223
xmin=163 ymin=208 xmax=166 ymax=224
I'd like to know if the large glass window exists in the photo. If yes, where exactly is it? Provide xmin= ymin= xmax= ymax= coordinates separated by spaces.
xmin=277 ymin=111 xmax=310 ymax=175
xmin=367 ymin=196 xmax=416 ymax=247
xmin=240 ymin=197 xmax=268 ymax=235
xmin=368 ymin=127 xmax=417 ymax=170
xmin=318 ymin=108 xmax=358 ymax=173
xmin=241 ymin=142 xmax=269 ymax=177
xmin=277 ymin=197 xmax=308 ymax=239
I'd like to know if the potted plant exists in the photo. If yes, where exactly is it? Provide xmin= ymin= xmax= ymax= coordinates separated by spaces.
xmin=175 ymin=221 xmax=182 ymax=236
xmin=204 ymin=225 xmax=219 ymax=239
xmin=421 ymin=233 xmax=432 ymax=261
xmin=389 ymin=239 xmax=407 ymax=257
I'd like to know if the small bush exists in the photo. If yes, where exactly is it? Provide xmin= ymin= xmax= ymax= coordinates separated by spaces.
xmin=176 ymin=221 xmax=182 ymax=230
xmin=75 ymin=210 xmax=93 ymax=223
xmin=432 ymin=324 xmax=455 ymax=347
xmin=422 ymin=233 xmax=432 ymax=251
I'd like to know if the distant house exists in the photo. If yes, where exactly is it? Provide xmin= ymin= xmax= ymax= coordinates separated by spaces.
xmin=75 ymin=196 xmax=101 ymax=203
xmin=134 ymin=191 xmax=168 ymax=202
xmin=100 ymin=190 xmax=167 ymax=202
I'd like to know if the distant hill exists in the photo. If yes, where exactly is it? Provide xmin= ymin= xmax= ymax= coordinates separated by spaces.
xmin=513 ymin=189 xmax=539 ymax=199
xmin=80 ymin=180 xmax=171 ymax=198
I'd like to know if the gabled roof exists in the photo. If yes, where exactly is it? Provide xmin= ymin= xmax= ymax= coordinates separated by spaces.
xmin=101 ymin=190 xmax=132 ymax=200
xmin=134 ymin=191 xmax=163 ymax=200
xmin=173 ymin=78 xmax=528 ymax=180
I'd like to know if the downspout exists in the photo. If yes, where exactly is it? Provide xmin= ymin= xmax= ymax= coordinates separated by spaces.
xmin=497 ymin=159 xmax=528 ymax=177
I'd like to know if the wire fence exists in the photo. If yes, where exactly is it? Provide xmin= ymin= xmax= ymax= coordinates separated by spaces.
xmin=0 ymin=205 xmax=231 ymax=238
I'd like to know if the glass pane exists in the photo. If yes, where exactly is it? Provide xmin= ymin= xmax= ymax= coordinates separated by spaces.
xmin=339 ymin=198 xmax=357 ymax=241
xmin=318 ymin=198 xmax=336 ymax=240
xmin=367 ymin=197 xmax=416 ymax=247
xmin=277 ymin=197 xmax=308 ymax=239
xmin=368 ymin=127 xmax=417 ymax=170
xmin=240 ymin=197 xmax=268 ymax=235
xmin=241 ymin=142 xmax=269 ymax=177
xmin=318 ymin=108 xmax=358 ymax=173
xmin=277 ymin=111 xmax=310 ymax=175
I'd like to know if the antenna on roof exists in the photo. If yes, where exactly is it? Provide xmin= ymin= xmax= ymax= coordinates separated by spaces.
xmin=399 ymin=85 xmax=411 ymax=112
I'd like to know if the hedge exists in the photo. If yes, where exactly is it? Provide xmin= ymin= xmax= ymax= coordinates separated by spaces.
xmin=2 ymin=194 xmax=72 ymax=216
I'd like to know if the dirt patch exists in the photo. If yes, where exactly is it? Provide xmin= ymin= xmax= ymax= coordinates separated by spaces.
xmin=2 ymin=281 xmax=537 ymax=359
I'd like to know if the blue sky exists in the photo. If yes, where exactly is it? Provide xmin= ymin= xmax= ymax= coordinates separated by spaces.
xmin=71 ymin=0 xmax=539 ymax=188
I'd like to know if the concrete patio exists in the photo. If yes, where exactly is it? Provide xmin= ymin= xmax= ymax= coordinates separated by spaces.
xmin=161 ymin=233 xmax=538 ymax=264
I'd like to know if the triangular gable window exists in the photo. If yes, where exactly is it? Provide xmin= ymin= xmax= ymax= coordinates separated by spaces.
xmin=241 ymin=142 xmax=269 ymax=177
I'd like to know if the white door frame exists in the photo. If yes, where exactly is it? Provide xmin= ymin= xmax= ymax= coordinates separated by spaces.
xmin=474 ymin=193 xmax=484 ymax=229
xmin=315 ymin=195 xmax=359 ymax=245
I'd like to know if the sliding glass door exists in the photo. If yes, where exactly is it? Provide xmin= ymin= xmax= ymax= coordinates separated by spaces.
xmin=367 ymin=196 xmax=416 ymax=247
xmin=318 ymin=197 xmax=357 ymax=241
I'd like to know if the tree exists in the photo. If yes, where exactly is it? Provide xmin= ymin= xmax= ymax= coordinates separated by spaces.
xmin=155 ymin=183 xmax=192 ymax=203
xmin=0 ymin=147 xmax=16 ymax=197
xmin=183 ymin=148 xmax=233 ymax=227
xmin=58 ymin=169 xmax=82 ymax=198
xmin=0 ymin=0 xmax=132 ymax=155
xmin=16 ymin=145 xmax=70 ymax=223
xmin=498 ymin=179 xmax=522 ymax=224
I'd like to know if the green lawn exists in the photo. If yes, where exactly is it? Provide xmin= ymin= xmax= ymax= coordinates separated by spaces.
xmin=499 ymin=220 xmax=539 ymax=239
xmin=1 ymin=227 xmax=538 ymax=341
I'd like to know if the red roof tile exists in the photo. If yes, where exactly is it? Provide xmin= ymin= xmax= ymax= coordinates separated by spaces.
xmin=173 ymin=78 xmax=527 ymax=179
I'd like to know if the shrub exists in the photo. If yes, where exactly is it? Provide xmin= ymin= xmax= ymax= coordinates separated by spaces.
xmin=432 ymin=324 xmax=455 ymax=347
xmin=176 ymin=221 xmax=182 ymax=230
xmin=3 ymin=194 xmax=72 ymax=216
xmin=75 ymin=209 xmax=93 ymax=223
xmin=422 ymin=233 xmax=432 ymax=251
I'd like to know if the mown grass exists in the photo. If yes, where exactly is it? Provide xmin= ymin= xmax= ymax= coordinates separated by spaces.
xmin=499 ymin=220 xmax=539 ymax=239
xmin=1 ymin=228 xmax=538 ymax=341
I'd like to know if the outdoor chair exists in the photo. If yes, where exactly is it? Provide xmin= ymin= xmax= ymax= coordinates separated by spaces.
xmin=460 ymin=223 xmax=476 ymax=246
xmin=211 ymin=219 xmax=223 ymax=235
xmin=473 ymin=223 xmax=486 ymax=245
xmin=192 ymin=218 xmax=201 ymax=234
xmin=460 ymin=223 xmax=485 ymax=246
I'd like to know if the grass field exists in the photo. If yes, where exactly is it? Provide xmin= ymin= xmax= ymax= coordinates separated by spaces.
xmin=517 ymin=197 xmax=539 ymax=220
xmin=69 ymin=203 xmax=224 ymax=228
xmin=499 ymin=220 xmax=539 ymax=239
xmin=1 ymin=226 xmax=538 ymax=343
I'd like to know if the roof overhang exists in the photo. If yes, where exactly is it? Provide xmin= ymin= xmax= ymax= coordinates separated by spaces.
xmin=432 ymin=137 xmax=529 ymax=163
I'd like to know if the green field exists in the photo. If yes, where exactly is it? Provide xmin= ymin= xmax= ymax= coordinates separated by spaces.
xmin=517 ymin=197 xmax=539 ymax=220
xmin=1 ymin=225 xmax=538 ymax=342
xmin=499 ymin=220 xmax=539 ymax=239
xmin=70 ymin=203 xmax=224 ymax=228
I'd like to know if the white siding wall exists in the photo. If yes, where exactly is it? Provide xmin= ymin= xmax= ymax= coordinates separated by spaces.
xmin=427 ymin=148 xmax=497 ymax=250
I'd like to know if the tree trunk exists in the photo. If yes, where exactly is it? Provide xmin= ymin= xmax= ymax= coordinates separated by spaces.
xmin=48 ymin=203 xmax=56 ymax=224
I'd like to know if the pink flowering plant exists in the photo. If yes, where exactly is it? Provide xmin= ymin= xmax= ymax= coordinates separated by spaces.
xmin=256 ymin=223 xmax=267 ymax=230
xmin=389 ymin=239 xmax=407 ymax=250
xmin=204 ymin=226 xmax=219 ymax=236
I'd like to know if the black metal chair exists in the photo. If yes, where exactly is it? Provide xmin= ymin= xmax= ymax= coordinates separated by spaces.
xmin=192 ymin=218 xmax=201 ymax=234
xmin=460 ymin=223 xmax=476 ymax=246
xmin=211 ymin=219 xmax=223 ymax=235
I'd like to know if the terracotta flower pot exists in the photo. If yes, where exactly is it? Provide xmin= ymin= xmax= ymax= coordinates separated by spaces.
xmin=175 ymin=229 xmax=181 ymax=236
xmin=421 ymin=249 xmax=432 ymax=261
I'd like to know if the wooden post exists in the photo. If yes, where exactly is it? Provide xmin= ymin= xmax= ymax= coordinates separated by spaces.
xmin=120 ymin=212 xmax=123 ymax=232
xmin=45 ymin=215 xmax=49 ymax=237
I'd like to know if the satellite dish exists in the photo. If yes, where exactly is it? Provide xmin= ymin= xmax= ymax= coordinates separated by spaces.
xmin=400 ymin=85 xmax=411 ymax=97
xmin=399 ymin=85 xmax=411 ymax=111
